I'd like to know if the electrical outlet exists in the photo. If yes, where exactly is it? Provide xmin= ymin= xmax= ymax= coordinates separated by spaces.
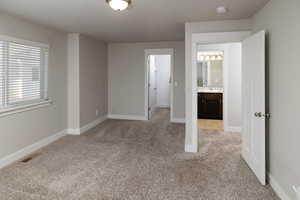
xmin=96 ymin=109 xmax=99 ymax=117
xmin=293 ymin=186 xmax=300 ymax=200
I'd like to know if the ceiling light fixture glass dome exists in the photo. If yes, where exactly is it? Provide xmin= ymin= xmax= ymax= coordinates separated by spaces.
xmin=106 ymin=0 xmax=131 ymax=11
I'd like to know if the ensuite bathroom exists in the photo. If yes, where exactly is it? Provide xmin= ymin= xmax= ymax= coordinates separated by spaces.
xmin=197 ymin=51 xmax=224 ymax=131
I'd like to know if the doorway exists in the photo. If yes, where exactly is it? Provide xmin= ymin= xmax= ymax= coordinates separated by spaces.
xmin=145 ymin=49 xmax=174 ymax=121
xmin=196 ymin=43 xmax=243 ymax=132
xmin=186 ymin=31 xmax=267 ymax=185
xmin=197 ymin=50 xmax=224 ymax=131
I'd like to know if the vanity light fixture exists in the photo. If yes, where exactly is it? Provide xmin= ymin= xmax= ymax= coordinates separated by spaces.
xmin=197 ymin=51 xmax=224 ymax=62
xmin=106 ymin=0 xmax=131 ymax=11
xmin=197 ymin=52 xmax=224 ymax=62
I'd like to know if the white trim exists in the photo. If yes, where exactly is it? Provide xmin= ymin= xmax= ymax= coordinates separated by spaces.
xmin=187 ymin=31 xmax=251 ymax=152
xmin=80 ymin=115 xmax=107 ymax=134
xmin=0 ymin=100 xmax=52 ymax=118
xmin=66 ymin=129 xmax=81 ymax=135
xmin=171 ymin=118 xmax=186 ymax=124
xmin=293 ymin=186 xmax=300 ymax=200
xmin=66 ymin=115 xmax=107 ymax=135
xmin=0 ymin=130 xmax=65 ymax=169
xmin=108 ymin=114 xmax=147 ymax=121
xmin=185 ymin=144 xmax=197 ymax=153
xmin=0 ymin=34 xmax=49 ymax=48
xmin=225 ymin=126 xmax=242 ymax=133
xmin=144 ymin=48 xmax=174 ymax=121
xmin=268 ymin=173 xmax=291 ymax=200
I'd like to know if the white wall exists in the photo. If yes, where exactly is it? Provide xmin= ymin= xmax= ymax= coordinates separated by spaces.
xmin=79 ymin=35 xmax=107 ymax=127
xmin=227 ymin=43 xmax=242 ymax=129
xmin=185 ymin=19 xmax=253 ymax=152
xmin=0 ymin=12 xmax=68 ymax=159
xmin=155 ymin=55 xmax=171 ymax=108
xmin=108 ymin=41 xmax=185 ymax=120
xmin=252 ymin=0 xmax=300 ymax=199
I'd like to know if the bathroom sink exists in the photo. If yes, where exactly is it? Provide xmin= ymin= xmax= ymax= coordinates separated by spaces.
xmin=198 ymin=87 xmax=223 ymax=93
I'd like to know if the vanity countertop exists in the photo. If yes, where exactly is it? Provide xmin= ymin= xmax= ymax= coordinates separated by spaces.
xmin=198 ymin=87 xmax=223 ymax=93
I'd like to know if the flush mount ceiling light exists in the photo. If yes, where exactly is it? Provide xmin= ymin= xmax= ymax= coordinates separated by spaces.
xmin=106 ymin=0 xmax=131 ymax=11
xmin=216 ymin=6 xmax=228 ymax=14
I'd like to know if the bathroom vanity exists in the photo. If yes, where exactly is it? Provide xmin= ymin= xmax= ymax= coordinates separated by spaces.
xmin=198 ymin=89 xmax=223 ymax=120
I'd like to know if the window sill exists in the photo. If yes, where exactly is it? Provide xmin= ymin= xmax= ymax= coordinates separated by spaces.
xmin=0 ymin=100 xmax=53 ymax=118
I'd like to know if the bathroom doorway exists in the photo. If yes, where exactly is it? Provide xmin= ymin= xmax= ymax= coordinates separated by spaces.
xmin=197 ymin=43 xmax=242 ymax=132
xmin=145 ymin=49 xmax=174 ymax=121
xmin=197 ymin=50 xmax=224 ymax=131
xmin=188 ymin=31 xmax=267 ymax=185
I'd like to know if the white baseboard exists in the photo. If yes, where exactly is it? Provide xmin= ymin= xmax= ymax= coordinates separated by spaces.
xmin=80 ymin=115 xmax=107 ymax=134
xmin=66 ymin=129 xmax=80 ymax=135
xmin=157 ymin=105 xmax=170 ymax=108
xmin=268 ymin=173 xmax=291 ymax=200
xmin=108 ymin=114 xmax=147 ymax=121
xmin=0 ymin=130 xmax=66 ymax=169
xmin=225 ymin=126 xmax=241 ymax=133
xmin=171 ymin=118 xmax=185 ymax=124
xmin=66 ymin=115 xmax=107 ymax=135
xmin=185 ymin=144 xmax=197 ymax=153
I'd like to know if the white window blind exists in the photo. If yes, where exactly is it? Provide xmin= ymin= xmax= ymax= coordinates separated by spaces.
xmin=0 ymin=38 xmax=49 ymax=109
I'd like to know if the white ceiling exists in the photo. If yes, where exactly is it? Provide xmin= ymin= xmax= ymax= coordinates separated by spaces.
xmin=0 ymin=0 xmax=269 ymax=42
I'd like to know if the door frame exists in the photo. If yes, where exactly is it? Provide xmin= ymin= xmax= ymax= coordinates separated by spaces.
xmin=186 ymin=31 xmax=251 ymax=152
xmin=144 ymin=48 xmax=174 ymax=121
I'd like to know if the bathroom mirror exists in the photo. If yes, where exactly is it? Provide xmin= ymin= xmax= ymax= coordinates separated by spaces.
xmin=197 ymin=51 xmax=223 ymax=89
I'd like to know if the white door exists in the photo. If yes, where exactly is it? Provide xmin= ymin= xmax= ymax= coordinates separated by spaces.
xmin=242 ymin=30 xmax=266 ymax=185
xmin=148 ymin=55 xmax=157 ymax=119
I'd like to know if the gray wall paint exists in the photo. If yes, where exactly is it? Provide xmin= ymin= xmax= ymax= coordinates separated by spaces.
xmin=108 ymin=41 xmax=185 ymax=119
xmin=0 ymin=12 xmax=68 ymax=158
xmin=79 ymin=35 xmax=107 ymax=127
xmin=253 ymin=0 xmax=300 ymax=198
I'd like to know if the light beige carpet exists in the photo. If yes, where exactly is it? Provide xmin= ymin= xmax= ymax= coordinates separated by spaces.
xmin=0 ymin=109 xmax=278 ymax=200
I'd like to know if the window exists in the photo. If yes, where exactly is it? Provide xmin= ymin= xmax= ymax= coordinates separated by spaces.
xmin=0 ymin=36 xmax=49 ymax=110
